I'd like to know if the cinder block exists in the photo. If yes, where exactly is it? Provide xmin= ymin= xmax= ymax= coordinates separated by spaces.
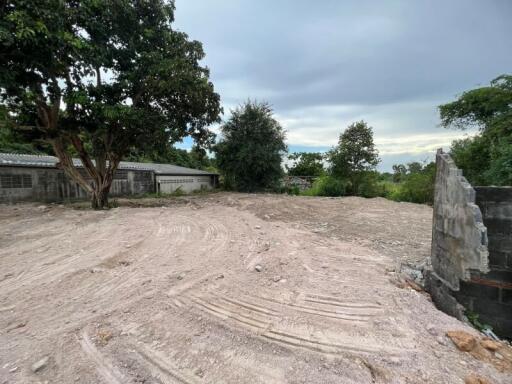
xmin=458 ymin=281 xmax=500 ymax=301
xmin=482 ymin=269 xmax=512 ymax=283
xmin=472 ymin=299 xmax=510 ymax=319
xmin=488 ymin=250 xmax=509 ymax=269
xmin=477 ymin=313 xmax=512 ymax=339
xmin=488 ymin=234 xmax=512 ymax=253
xmin=475 ymin=187 xmax=512 ymax=203
xmin=484 ymin=218 xmax=512 ymax=236
xmin=501 ymin=288 xmax=512 ymax=304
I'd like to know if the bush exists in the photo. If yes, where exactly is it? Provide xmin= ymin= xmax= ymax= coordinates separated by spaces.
xmin=376 ymin=181 xmax=400 ymax=199
xmin=484 ymin=142 xmax=512 ymax=185
xmin=389 ymin=172 xmax=435 ymax=204
xmin=303 ymin=176 xmax=349 ymax=197
xmin=353 ymin=171 xmax=382 ymax=198
xmin=275 ymin=185 xmax=301 ymax=195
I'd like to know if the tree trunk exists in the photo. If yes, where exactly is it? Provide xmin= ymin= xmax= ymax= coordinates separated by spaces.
xmin=89 ymin=158 xmax=118 ymax=209
xmin=91 ymin=186 xmax=110 ymax=209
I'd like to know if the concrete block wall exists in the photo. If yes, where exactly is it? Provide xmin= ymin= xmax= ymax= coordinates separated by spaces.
xmin=0 ymin=167 xmax=87 ymax=203
xmin=0 ymin=166 xmax=154 ymax=203
xmin=455 ymin=187 xmax=512 ymax=337
xmin=426 ymin=149 xmax=512 ymax=339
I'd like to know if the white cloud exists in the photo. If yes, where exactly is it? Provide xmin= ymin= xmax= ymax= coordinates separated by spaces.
xmin=277 ymin=100 xmax=477 ymax=155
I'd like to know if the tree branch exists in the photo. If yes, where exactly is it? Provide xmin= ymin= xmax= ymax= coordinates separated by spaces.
xmin=51 ymin=137 xmax=94 ymax=194
xmin=69 ymin=134 xmax=101 ymax=183
xmin=96 ymin=66 xmax=101 ymax=87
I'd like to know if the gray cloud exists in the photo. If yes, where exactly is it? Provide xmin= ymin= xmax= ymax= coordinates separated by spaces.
xmin=174 ymin=0 xmax=512 ymax=170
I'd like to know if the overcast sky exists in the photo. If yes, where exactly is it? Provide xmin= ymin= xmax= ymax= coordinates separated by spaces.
xmin=174 ymin=0 xmax=512 ymax=171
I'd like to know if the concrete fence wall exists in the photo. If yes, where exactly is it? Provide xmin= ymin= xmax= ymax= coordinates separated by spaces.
xmin=0 ymin=166 xmax=154 ymax=203
xmin=426 ymin=149 xmax=512 ymax=338
xmin=459 ymin=187 xmax=512 ymax=337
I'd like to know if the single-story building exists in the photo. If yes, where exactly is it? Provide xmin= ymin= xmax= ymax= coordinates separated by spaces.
xmin=0 ymin=152 xmax=218 ymax=203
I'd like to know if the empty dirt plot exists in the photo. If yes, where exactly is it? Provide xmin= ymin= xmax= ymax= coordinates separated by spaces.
xmin=0 ymin=193 xmax=510 ymax=383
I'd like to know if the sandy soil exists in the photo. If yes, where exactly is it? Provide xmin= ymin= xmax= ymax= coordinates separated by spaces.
xmin=0 ymin=193 xmax=510 ymax=384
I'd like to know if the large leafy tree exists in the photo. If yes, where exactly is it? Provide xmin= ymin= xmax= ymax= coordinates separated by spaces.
xmin=286 ymin=152 xmax=324 ymax=177
xmin=215 ymin=101 xmax=287 ymax=191
xmin=328 ymin=120 xmax=380 ymax=192
xmin=440 ymin=74 xmax=512 ymax=186
xmin=439 ymin=75 xmax=512 ymax=134
xmin=125 ymin=145 xmax=213 ymax=171
xmin=0 ymin=0 xmax=221 ymax=208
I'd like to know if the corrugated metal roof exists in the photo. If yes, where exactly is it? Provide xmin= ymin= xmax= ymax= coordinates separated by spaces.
xmin=0 ymin=153 xmax=217 ymax=175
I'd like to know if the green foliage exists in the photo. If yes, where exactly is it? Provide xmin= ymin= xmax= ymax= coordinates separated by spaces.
xmin=0 ymin=0 xmax=221 ymax=208
xmin=386 ymin=162 xmax=436 ymax=205
xmin=440 ymin=74 xmax=512 ymax=187
xmin=328 ymin=121 xmax=380 ymax=177
xmin=214 ymin=101 xmax=287 ymax=192
xmin=465 ymin=310 xmax=492 ymax=332
xmin=0 ymin=106 xmax=52 ymax=154
xmin=392 ymin=164 xmax=407 ymax=183
xmin=328 ymin=121 xmax=380 ymax=194
xmin=439 ymin=75 xmax=512 ymax=132
xmin=450 ymin=136 xmax=491 ymax=185
xmin=378 ymin=172 xmax=393 ymax=183
xmin=353 ymin=171 xmax=382 ymax=198
xmin=125 ymin=145 xmax=214 ymax=171
xmin=485 ymin=142 xmax=512 ymax=185
xmin=170 ymin=186 xmax=185 ymax=197
xmin=0 ymin=124 xmax=40 ymax=154
xmin=450 ymin=135 xmax=512 ymax=186
xmin=286 ymin=152 xmax=325 ymax=176
xmin=302 ymin=176 xmax=348 ymax=197
xmin=278 ymin=185 xmax=301 ymax=195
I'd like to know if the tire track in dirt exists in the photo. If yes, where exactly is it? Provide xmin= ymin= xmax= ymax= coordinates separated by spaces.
xmin=78 ymin=331 xmax=127 ymax=384
xmin=130 ymin=343 xmax=200 ymax=384
xmin=5 ymin=198 xmax=506 ymax=384
xmin=0 ymin=218 xmax=135 ymax=295
xmin=35 ymin=210 xmax=236 ymax=336
xmin=183 ymin=289 xmax=402 ymax=358
xmin=261 ymin=329 xmax=404 ymax=356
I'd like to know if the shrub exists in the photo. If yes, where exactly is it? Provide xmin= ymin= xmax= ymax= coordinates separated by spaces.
xmin=391 ymin=172 xmax=435 ymax=204
xmin=353 ymin=171 xmax=382 ymax=198
xmin=303 ymin=176 xmax=349 ymax=197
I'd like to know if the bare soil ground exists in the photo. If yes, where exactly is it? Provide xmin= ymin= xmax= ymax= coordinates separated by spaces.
xmin=1 ymin=193 xmax=510 ymax=383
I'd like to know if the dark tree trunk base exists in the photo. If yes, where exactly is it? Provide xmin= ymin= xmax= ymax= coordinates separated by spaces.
xmin=91 ymin=189 xmax=110 ymax=209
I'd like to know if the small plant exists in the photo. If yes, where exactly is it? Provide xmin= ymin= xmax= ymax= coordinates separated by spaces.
xmin=302 ymin=176 xmax=348 ymax=197
xmin=171 ymin=186 xmax=185 ymax=197
xmin=288 ymin=185 xmax=300 ymax=195
xmin=465 ymin=310 xmax=493 ymax=332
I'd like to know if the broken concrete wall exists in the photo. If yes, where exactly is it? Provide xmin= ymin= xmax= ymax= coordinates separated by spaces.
xmin=430 ymin=149 xmax=488 ymax=290
xmin=426 ymin=149 xmax=512 ymax=338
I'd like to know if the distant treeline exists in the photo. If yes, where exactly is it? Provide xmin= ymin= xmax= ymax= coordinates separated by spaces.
xmin=2 ymin=75 xmax=510 ymax=205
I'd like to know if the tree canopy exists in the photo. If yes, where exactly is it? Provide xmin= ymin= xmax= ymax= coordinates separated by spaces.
xmin=214 ymin=101 xmax=287 ymax=191
xmin=0 ymin=0 xmax=221 ymax=207
xmin=286 ymin=152 xmax=324 ymax=177
xmin=440 ymin=74 xmax=512 ymax=186
xmin=439 ymin=75 xmax=512 ymax=135
xmin=328 ymin=121 xmax=380 ymax=177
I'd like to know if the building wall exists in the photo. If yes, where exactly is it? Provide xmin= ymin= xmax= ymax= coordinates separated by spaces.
xmin=456 ymin=187 xmax=512 ymax=338
xmin=0 ymin=166 xmax=154 ymax=203
xmin=156 ymin=175 xmax=213 ymax=194
xmin=426 ymin=150 xmax=512 ymax=338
